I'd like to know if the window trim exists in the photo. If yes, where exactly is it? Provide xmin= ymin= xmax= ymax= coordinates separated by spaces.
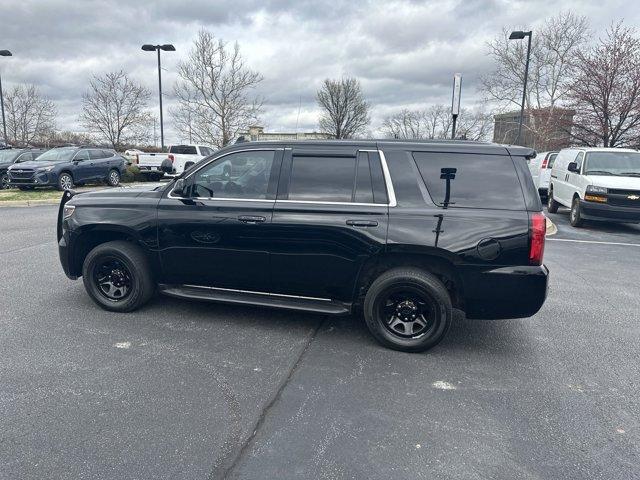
xmin=167 ymin=146 xmax=397 ymax=207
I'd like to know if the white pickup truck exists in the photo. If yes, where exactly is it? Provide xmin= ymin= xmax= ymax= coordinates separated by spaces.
xmin=135 ymin=144 xmax=215 ymax=179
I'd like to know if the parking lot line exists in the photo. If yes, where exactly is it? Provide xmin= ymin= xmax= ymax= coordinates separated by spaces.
xmin=547 ymin=238 xmax=640 ymax=247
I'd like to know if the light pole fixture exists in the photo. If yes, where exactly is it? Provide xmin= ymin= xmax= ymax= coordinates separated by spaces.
xmin=142 ymin=44 xmax=175 ymax=151
xmin=0 ymin=49 xmax=12 ymax=145
xmin=508 ymin=30 xmax=532 ymax=145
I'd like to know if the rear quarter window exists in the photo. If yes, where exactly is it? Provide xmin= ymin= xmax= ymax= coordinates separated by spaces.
xmin=412 ymin=151 xmax=525 ymax=210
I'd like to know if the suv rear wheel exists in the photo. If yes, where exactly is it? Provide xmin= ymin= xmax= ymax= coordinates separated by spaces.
xmin=547 ymin=187 xmax=559 ymax=214
xmin=570 ymin=196 xmax=584 ymax=227
xmin=82 ymin=241 xmax=155 ymax=312
xmin=364 ymin=268 xmax=452 ymax=352
xmin=107 ymin=169 xmax=121 ymax=187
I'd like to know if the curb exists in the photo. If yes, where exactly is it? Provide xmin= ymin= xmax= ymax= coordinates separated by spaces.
xmin=0 ymin=199 xmax=61 ymax=207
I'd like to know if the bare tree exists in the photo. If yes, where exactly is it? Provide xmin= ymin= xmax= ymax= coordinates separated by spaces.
xmin=381 ymin=104 xmax=492 ymax=141
xmin=4 ymin=84 xmax=56 ymax=146
xmin=317 ymin=77 xmax=370 ymax=139
xmin=80 ymin=71 xmax=152 ymax=150
xmin=173 ymin=30 xmax=263 ymax=148
xmin=569 ymin=23 xmax=640 ymax=147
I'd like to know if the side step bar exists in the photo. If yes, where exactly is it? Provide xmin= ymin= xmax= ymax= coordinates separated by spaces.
xmin=158 ymin=284 xmax=352 ymax=315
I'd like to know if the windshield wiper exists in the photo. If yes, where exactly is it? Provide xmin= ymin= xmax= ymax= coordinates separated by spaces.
xmin=620 ymin=172 xmax=640 ymax=177
xmin=585 ymin=170 xmax=617 ymax=176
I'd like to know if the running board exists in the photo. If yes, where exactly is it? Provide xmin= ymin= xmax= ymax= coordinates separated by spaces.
xmin=158 ymin=284 xmax=351 ymax=315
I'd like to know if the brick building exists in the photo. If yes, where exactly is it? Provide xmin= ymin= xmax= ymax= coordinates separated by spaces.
xmin=493 ymin=107 xmax=575 ymax=151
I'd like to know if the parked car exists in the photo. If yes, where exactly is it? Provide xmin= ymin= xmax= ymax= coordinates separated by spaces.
xmin=8 ymin=146 xmax=126 ymax=191
xmin=548 ymin=147 xmax=640 ymax=227
xmin=0 ymin=148 xmax=45 ymax=189
xmin=57 ymin=140 xmax=548 ymax=352
xmin=135 ymin=144 xmax=215 ymax=180
xmin=527 ymin=151 xmax=558 ymax=200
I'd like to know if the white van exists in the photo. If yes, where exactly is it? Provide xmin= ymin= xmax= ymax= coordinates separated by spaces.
xmin=528 ymin=151 xmax=558 ymax=199
xmin=548 ymin=147 xmax=640 ymax=227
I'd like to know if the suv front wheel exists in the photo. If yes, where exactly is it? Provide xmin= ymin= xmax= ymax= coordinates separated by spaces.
xmin=364 ymin=268 xmax=452 ymax=352
xmin=82 ymin=241 xmax=155 ymax=312
xmin=57 ymin=172 xmax=74 ymax=191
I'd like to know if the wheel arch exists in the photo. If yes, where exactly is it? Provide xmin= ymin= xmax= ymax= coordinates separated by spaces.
xmin=354 ymin=248 xmax=464 ymax=310
xmin=69 ymin=226 xmax=158 ymax=278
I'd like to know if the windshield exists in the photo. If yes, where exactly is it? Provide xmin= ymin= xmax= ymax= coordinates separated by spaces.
xmin=0 ymin=150 xmax=19 ymax=162
xmin=34 ymin=147 xmax=77 ymax=162
xmin=584 ymin=151 xmax=640 ymax=176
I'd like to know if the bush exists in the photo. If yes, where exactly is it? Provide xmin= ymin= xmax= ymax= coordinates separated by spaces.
xmin=122 ymin=165 xmax=141 ymax=183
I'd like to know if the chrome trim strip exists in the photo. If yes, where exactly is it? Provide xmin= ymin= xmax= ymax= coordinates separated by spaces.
xmin=276 ymin=199 xmax=386 ymax=207
xmin=377 ymin=149 xmax=397 ymax=207
xmin=182 ymin=284 xmax=332 ymax=302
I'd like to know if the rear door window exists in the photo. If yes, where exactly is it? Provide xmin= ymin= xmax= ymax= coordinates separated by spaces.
xmin=89 ymin=149 xmax=107 ymax=160
xmin=288 ymin=155 xmax=357 ymax=202
xmin=170 ymin=145 xmax=197 ymax=155
xmin=412 ymin=152 xmax=525 ymax=210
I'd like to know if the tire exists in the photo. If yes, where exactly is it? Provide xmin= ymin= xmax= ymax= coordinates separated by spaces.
xmin=57 ymin=172 xmax=74 ymax=191
xmin=107 ymin=169 xmax=121 ymax=187
xmin=363 ymin=268 xmax=452 ymax=353
xmin=570 ymin=196 xmax=584 ymax=227
xmin=82 ymin=240 xmax=155 ymax=312
xmin=547 ymin=187 xmax=559 ymax=214
xmin=1 ymin=173 xmax=9 ymax=190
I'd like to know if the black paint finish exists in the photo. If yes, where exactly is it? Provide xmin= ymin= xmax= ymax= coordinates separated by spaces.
xmin=59 ymin=139 xmax=548 ymax=320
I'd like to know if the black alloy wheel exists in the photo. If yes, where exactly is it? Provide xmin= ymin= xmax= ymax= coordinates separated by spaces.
xmin=93 ymin=257 xmax=132 ymax=301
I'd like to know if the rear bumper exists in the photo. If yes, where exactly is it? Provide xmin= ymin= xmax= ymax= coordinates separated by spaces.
xmin=579 ymin=200 xmax=640 ymax=223
xmin=462 ymin=265 xmax=549 ymax=320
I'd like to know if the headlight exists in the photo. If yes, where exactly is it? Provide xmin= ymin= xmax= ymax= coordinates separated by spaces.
xmin=39 ymin=166 xmax=55 ymax=172
xmin=63 ymin=204 xmax=75 ymax=220
xmin=586 ymin=185 xmax=607 ymax=194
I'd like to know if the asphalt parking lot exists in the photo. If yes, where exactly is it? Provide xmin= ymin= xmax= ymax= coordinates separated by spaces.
xmin=1 ymin=205 xmax=639 ymax=480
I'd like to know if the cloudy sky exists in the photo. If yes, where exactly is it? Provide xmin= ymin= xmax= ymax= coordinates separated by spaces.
xmin=1 ymin=0 xmax=638 ymax=144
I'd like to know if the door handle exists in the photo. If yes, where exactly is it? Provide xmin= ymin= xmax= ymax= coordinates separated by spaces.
xmin=238 ymin=215 xmax=266 ymax=223
xmin=346 ymin=219 xmax=378 ymax=227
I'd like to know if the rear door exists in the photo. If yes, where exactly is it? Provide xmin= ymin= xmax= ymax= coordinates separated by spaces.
xmin=270 ymin=146 xmax=389 ymax=302
xmin=157 ymin=148 xmax=282 ymax=291
xmin=88 ymin=149 xmax=111 ymax=179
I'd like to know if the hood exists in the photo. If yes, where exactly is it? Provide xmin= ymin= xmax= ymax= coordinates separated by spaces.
xmin=74 ymin=184 xmax=164 ymax=200
xmin=585 ymin=175 xmax=640 ymax=190
xmin=8 ymin=160 xmax=60 ymax=170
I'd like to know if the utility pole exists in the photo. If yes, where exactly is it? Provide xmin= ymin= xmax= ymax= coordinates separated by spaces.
xmin=451 ymin=73 xmax=461 ymax=140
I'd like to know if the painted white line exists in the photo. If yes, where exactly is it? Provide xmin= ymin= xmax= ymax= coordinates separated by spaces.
xmin=547 ymin=238 xmax=640 ymax=247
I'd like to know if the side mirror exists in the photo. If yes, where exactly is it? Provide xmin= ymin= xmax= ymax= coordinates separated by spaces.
xmin=172 ymin=178 xmax=186 ymax=197
xmin=160 ymin=158 xmax=174 ymax=174
xmin=567 ymin=162 xmax=580 ymax=173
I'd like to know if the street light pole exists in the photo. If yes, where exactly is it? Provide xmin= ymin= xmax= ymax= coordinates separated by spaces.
xmin=509 ymin=31 xmax=532 ymax=145
xmin=142 ymin=44 xmax=175 ymax=151
xmin=0 ymin=50 xmax=12 ymax=145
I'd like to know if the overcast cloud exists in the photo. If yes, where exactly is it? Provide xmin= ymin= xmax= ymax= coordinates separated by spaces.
xmin=1 ymin=0 xmax=638 ymax=144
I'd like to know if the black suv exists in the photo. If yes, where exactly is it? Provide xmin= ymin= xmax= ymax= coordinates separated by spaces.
xmin=0 ymin=148 xmax=45 ymax=189
xmin=8 ymin=146 xmax=125 ymax=190
xmin=58 ymin=140 xmax=548 ymax=352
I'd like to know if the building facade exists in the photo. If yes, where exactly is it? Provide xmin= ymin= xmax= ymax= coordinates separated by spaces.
xmin=493 ymin=107 xmax=575 ymax=151
xmin=237 ymin=126 xmax=333 ymax=142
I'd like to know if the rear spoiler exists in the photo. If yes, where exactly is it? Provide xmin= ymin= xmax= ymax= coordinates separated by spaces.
xmin=56 ymin=190 xmax=76 ymax=242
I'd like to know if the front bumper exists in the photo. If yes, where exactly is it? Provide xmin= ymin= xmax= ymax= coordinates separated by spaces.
xmin=9 ymin=171 xmax=56 ymax=186
xmin=579 ymin=200 xmax=640 ymax=223
xmin=462 ymin=264 xmax=549 ymax=320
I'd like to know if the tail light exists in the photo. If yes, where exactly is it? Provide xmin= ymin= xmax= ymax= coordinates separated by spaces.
xmin=529 ymin=212 xmax=546 ymax=265
xmin=541 ymin=154 xmax=548 ymax=169
xmin=168 ymin=154 xmax=175 ymax=163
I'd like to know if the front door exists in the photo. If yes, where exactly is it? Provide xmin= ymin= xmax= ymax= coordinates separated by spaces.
xmin=71 ymin=149 xmax=92 ymax=183
xmin=157 ymin=148 xmax=283 ymax=292
xmin=269 ymin=147 xmax=389 ymax=302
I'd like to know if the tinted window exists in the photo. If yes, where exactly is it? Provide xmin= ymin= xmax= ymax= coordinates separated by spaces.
xmin=74 ymin=150 xmax=90 ymax=161
xmin=170 ymin=145 xmax=197 ymax=155
xmin=191 ymin=150 xmax=275 ymax=199
xmin=412 ymin=152 xmax=525 ymax=210
xmin=102 ymin=150 xmax=115 ymax=158
xmin=89 ymin=149 xmax=107 ymax=159
xmin=200 ymin=147 xmax=213 ymax=156
xmin=354 ymin=152 xmax=374 ymax=203
xmin=289 ymin=156 xmax=356 ymax=202
xmin=16 ymin=153 xmax=32 ymax=163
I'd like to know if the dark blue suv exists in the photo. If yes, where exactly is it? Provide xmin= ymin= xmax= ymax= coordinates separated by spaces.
xmin=8 ymin=146 xmax=126 ymax=191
